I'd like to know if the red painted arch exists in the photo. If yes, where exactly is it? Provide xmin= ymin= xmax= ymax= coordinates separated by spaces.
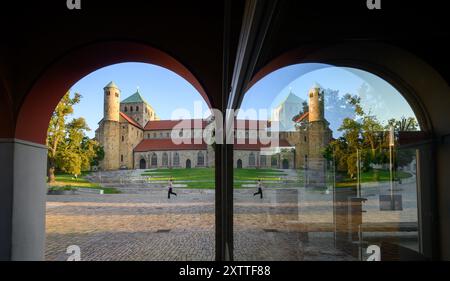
xmin=245 ymin=43 xmax=438 ymax=133
xmin=15 ymin=41 xmax=211 ymax=144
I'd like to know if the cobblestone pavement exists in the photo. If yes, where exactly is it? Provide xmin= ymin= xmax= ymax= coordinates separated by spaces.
xmin=46 ymin=170 xmax=418 ymax=261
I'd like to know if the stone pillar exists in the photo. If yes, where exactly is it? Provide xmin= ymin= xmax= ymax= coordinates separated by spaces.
xmin=0 ymin=139 xmax=47 ymax=260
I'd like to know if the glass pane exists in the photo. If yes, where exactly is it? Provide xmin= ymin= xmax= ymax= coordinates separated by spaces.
xmin=233 ymin=63 xmax=423 ymax=261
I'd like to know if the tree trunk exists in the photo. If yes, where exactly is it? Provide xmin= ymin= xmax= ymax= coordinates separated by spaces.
xmin=47 ymin=158 xmax=56 ymax=183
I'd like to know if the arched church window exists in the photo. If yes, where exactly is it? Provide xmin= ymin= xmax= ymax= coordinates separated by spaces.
xmin=151 ymin=153 xmax=157 ymax=167
xmin=260 ymin=155 xmax=266 ymax=167
xmin=122 ymin=136 xmax=124 ymax=142
xmin=249 ymin=152 xmax=255 ymax=166
xmin=130 ymin=106 xmax=133 ymax=112
xmin=197 ymin=151 xmax=205 ymax=166
xmin=115 ymin=93 xmax=119 ymax=98
xmin=162 ymin=152 xmax=168 ymax=166
xmin=136 ymin=106 xmax=139 ymax=112
xmin=124 ymin=106 xmax=128 ymax=112
xmin=173 ymin=152 xmax=180 ymax=166
xmin=271 ymin=156 xmax=278 ymax=167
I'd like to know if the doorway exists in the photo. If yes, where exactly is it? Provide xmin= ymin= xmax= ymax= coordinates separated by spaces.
xmin=139 ymin=158 xmax=146 ymax=169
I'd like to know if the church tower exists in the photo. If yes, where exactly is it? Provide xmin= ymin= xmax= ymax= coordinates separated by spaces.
xmin=104 ymin=81 xmax=120 ymax=121
xmin=99 ymin=81 xmax=121 ymax=170
xmin=306 ymin=83 xmax=332 ymax=187
xmin=308 ymin=83 xmax=325 ymax=122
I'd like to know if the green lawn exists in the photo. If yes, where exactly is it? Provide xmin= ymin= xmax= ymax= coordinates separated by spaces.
xmin=48 ymin=172 xmax=121 ymax=194
xmin=336 ymin=169 xmax=412 ymax=188
xmin=142 ymin=168 xmax=287 ymax=189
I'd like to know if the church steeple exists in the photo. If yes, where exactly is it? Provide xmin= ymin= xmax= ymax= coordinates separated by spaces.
xmin=103 ymin=81 xmax=120 ymax=122
xmin=308 ymin=83 xmax=324 ymax=122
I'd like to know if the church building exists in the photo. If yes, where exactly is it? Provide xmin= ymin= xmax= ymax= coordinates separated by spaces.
xmin=95 ymin=82 xmax=331 ymax=179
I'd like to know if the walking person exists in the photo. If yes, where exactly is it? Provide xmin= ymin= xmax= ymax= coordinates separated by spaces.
xmin=253 ymin=178 xmax=263 ymax=199
xmin=167 ymin=177 xmax=177 ymax=199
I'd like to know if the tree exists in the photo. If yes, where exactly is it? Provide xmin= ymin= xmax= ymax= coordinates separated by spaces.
xmin=386 ymin=116 xmax=419 ymax=169
xmin=47 ymin=92 xmax=103 ymax=182
xmin=46 ymin=91 xmax=81 ymax=183
xmin=325 ymin=91 xmax=419 ymax=179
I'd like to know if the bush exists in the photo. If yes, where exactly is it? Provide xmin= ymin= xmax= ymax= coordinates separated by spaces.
xmin=48 ymin=185 xmax=78 ymax=192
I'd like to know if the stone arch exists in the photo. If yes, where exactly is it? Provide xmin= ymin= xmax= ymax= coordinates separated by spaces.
xmin=241 ymin=42 xmax=450 ymax=259
xmin=162 ymin=152 xmax=168 ymax=167
xmin=15 ymin=41 xmax=212 ymax=145
xmin=249 ymin=152 xmax=255 ymax=167
xmin=139 ymin=158 xmax=146 ymax=169
xmin=246 ymin=42 xmax=448 ymax=134
xmin=260 ymin=154 xmax=266 ymax=167
xmin=197 ymin=151 xmax=205 ymax=166
xmin=151 ymin=153 xmax=158 ymax=167
xmin=173 ymin=152 xmax=180 ymax=166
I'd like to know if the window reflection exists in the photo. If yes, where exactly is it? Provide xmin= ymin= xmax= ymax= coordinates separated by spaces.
xmin=233 ymin=64 xmax=422 ymax=261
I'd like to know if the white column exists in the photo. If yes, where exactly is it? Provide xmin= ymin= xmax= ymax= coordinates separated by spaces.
xmin=0 ymin=139 xmax=14 ymax=260
xmin=0 ymin=139 xmax=47 ymax=260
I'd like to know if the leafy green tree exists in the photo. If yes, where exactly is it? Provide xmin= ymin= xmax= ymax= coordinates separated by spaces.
xmin=47 ymin=92 xmax=81 ymax=182
xmin=324 ymin=92 xmax=419 ymax=179
xmin=47 ymin=92 xmax=103 ymax=182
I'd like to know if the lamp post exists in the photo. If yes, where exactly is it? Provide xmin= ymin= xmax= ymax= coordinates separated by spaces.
xmin=389 ymin=126 xmax=395 ymax=197
xmin=356 ymin=148 xmax=361 ymax=198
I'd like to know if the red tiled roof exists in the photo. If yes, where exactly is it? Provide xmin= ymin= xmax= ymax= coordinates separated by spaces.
xmin=235 ymin=139 xmax=292 ymax=150
xmin=134 ymin=138 xmax=207 ymax=152
xmin=134 ymin=137 xmax=293 ymax=152
xmin=234 ymin=120 xmax=271 ymax=129
xmin=142 ymin=119 xmax=271 ymax=131
xmin=293 ymin=112 xmax=309 ymax=123
xmin=120 ymin=112 xmax=143 ymax=129
xmin=144 ymin=119 xmax=208 ymax=130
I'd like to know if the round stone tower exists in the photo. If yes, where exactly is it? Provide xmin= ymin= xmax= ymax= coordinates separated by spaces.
xmin=103 ymin=81 xmax=120 ymax=121
xmin=100 ymin=81 xmax=121 ymax=170
xmin=308 ymin=83 xmax=324 ymax=122
xmin=306 ymin=83 xmax=331 ymax=187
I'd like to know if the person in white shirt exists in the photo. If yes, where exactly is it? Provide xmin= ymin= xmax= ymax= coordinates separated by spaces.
xmin=167 ymin=177 xmax=177 ymax=199
xmin=253 ymin=178 xmax=263 ymax=199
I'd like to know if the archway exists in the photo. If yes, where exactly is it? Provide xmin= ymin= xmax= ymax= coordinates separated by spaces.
xmin=139 ymin=159 xmax=146 ymax=169
xmin=282 ymin=159 xmax=289 ymax=169
xmin=15 ymin=41 xmax=212 ymax=145
xmin=186 ymin=159 xmax=191 ymax=169
xmin=237 ymin=159 xmax=242 ymax=169
xmin=8 ymin=41 xmax=215 ymax=261
xmin=231 ymin=42 xmax=447 ymax=261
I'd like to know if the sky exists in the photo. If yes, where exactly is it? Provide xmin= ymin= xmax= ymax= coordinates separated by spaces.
xmin=70 ymin=63 xmax=210 ymax=138
xmin=239 ymin=63 xmax=418 ymax=136
xmin=68 ymin=62 xmax=418 ymax=138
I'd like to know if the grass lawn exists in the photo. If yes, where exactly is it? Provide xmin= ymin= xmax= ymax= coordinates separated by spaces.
xmin=142 ymin=168 xmax=287 ymax=189
xmin=336 ymin=169 xmax=413 ymax=188
xmin=48 ymin=172 xmax=120 ymax=194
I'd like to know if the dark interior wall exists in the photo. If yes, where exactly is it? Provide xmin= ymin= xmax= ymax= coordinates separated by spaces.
xmin=0 ymin=0 xmax=449 ymax=260
xmin=0 ymin=1 xmax=228 ymax=135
